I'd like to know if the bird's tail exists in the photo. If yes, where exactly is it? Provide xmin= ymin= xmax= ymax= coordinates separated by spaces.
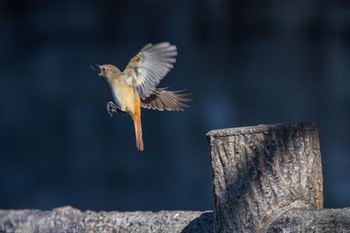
xmin=132 ymin=109 xmax=144 ymax=151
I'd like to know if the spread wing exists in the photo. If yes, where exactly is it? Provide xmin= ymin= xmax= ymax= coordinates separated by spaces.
xmin=122 ymin=42 xmax=177 ymax=99
xmin=141 ymin=88 xmax=191 ymax=111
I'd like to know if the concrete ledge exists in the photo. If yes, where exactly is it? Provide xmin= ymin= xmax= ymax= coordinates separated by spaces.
xmin=1 ymin=206 xmax=350 ymax=232
xmin=0 ymin=206 xmax=213 ymax=233
xmin=265 ymin=207 xmax=350 ymax=232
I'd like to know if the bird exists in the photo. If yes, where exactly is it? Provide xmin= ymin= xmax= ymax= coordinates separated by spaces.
xmin=91 ymin=42 xmax=191 ymax=151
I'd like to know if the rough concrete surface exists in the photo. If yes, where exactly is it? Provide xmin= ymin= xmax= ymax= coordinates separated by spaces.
xmin=266 ymin=207 xmax=350 ymax=232
xmin=0 ymin=206 xmax=213 ymax=233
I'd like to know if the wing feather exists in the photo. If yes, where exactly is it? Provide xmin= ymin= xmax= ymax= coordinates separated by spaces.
xmin=123 ymin=42 xmax=177 ymax=99
xmin=141 ymin=88 xmax=191 ymax=111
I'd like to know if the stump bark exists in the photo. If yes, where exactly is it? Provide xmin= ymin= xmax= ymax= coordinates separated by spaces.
xmin=207 ymin=123 xmax=323 ymax=233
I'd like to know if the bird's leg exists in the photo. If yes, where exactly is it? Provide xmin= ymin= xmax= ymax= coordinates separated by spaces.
xmin=107 ymin=101 xmax=126 ymax=117
xmin=106 ymin=101 xmax=120 ymax=118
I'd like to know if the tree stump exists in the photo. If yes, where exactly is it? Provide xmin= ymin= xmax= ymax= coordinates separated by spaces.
xmin=207 ymin=123 xmax=323 ymax=233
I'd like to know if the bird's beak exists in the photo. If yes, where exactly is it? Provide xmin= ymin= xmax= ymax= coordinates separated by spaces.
xmin=90 ymin=64 xmax=102 ymax=76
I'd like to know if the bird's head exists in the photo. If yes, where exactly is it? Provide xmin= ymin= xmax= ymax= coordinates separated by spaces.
xmin=90 ymin=64 xmax=121 ymax=81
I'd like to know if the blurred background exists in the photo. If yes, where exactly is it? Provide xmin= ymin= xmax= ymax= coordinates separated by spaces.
xmin=0 ymin=0 xmax=350 ymax=211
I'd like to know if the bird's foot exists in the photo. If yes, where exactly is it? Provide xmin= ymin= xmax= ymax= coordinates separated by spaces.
xmin=107 ymin=101 xmax=126 ymax=117
xmin=107 ymin=101 xmax=120 ymax=118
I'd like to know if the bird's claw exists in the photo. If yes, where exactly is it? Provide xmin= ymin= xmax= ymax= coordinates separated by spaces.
xmin=107 ymin=101 xmax=118 ymax=118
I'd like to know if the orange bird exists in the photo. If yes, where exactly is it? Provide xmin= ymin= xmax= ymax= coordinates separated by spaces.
xmin=91 ymin=42 xmax=191 ymax=151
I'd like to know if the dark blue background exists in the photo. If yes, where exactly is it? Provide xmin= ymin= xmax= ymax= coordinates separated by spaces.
xmin=1 ymin=0 xmax=349 ymax=211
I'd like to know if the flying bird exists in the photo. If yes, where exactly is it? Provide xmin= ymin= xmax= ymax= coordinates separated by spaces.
xmin=91 ymin=42 xmax=191 ymax=151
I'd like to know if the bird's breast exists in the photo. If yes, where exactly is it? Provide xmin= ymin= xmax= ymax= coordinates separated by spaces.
xmin=108 ymin=80 xmax=135 ymax=113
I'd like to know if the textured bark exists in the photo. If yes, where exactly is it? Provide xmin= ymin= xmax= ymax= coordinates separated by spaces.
xmin=207 ymin=123 xmax=323 ymax=233
xmin=0 ymin=206 xmax=213 ymax=233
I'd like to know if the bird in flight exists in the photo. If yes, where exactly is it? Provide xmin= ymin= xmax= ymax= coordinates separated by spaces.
xmin=91 ymin=42 xmax=191 ymax=151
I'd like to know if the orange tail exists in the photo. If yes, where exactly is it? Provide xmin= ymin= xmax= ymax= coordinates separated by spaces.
xmin=132 ymin=111 xmax=144 ymax=151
